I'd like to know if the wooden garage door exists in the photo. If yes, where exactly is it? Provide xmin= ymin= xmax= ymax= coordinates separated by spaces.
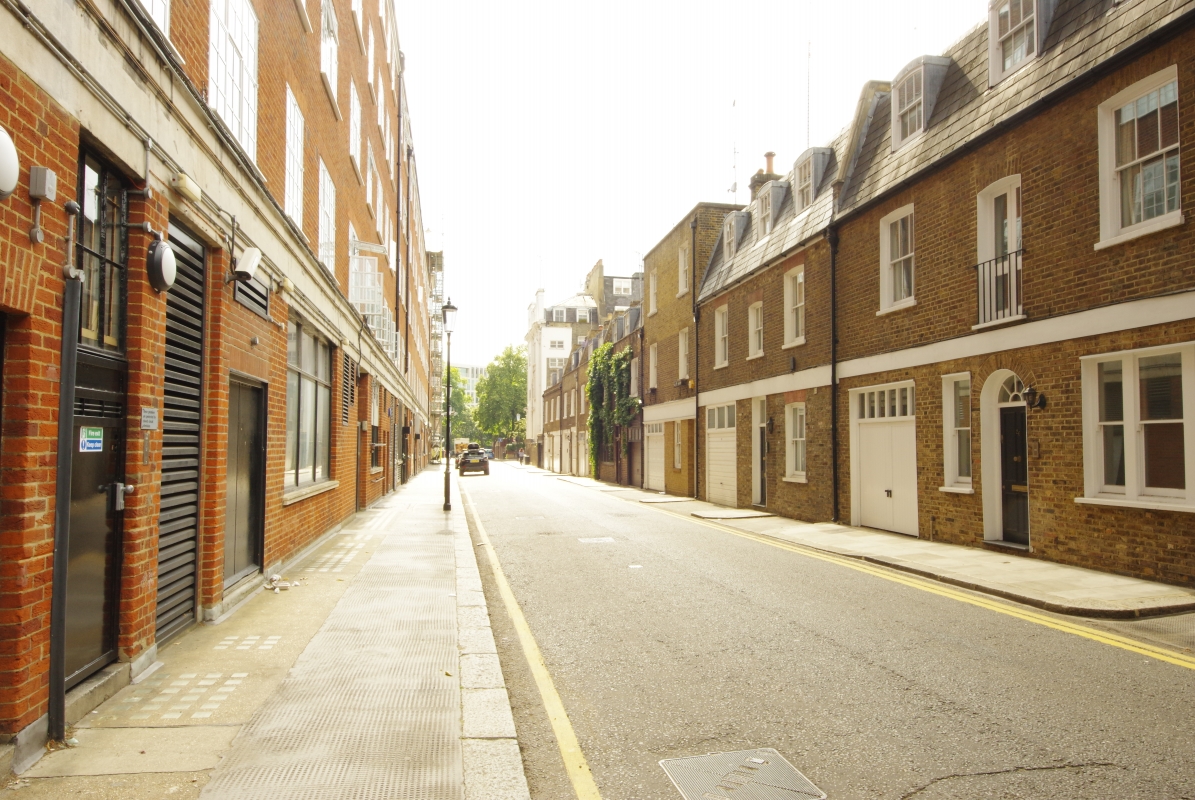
xmin=706 ymin=431 xmax=737 ymax=506
xmin=859 ymin=420 xmax=918 ymax=536
xmin=644 ymin=423 xmax=665 ymax=491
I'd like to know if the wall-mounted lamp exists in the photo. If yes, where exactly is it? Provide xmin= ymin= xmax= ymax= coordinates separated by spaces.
xmin=0 ymin=127 xmax=18 ymax=201
xmin=27 ymin=166 xmax=56 ymax=244
xmin=147 ymin=235 xmax=177 ymax=292
xmin=1023 ymin=386 xmax=1047 ymax=410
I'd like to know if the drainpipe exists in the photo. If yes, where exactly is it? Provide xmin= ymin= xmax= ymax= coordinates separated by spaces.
xmin=49 ymin=201 xmax=83 ymax=742
xmin=638 ymin=325 xmax=644 ymax=486
xmin=828 ymin=223 xmax=840 ymax=522
xmin=690 ymin=214 xmax=699 ymax=499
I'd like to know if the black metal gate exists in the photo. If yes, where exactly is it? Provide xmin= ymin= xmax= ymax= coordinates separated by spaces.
xmin=156 ymin=221 xmax=205 ymax=640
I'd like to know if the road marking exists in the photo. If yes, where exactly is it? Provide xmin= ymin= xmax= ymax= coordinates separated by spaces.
xmin=462 ymin=487 xmax=603 ymax=800
xmin=644 ymin=505 xmax=1195 ymax=671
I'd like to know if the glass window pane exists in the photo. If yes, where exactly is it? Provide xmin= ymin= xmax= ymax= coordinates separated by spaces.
xmin=286 ymin=369 xmax=299 ymax=484
xmin=708 ymin=408 xmax=715 ymax=429
xmin=287 ymin=321 xmax=300 ymax=367
xmin=1098 ymin=361 xmax=1123 ymax=422
xmin=717 ymin=406 xmax=725 ymax=428
xmin=316 ymin=384 xmax=331 ymax=481
xmin=1139 ymin=353 xmax=1182 ymax=420
xmin=955 ymin=380 xmax=971 ymax=428
xmin=300 ymin=375 xmax=315 ymax=478
xmin=301 ymin=330 xmax=316 ymax=375
xmin=1144 ymin=422 xmax=1185 ymax=490
xmin=1102 ymin=424 xmax=1125 ymax=487
xmin=957 ymin=429 xmax=972 ymax=479
xmin=727 ymin=405 xmax=735 ymax=428
xmin=316 ymin=340 xmax=330 ymax=382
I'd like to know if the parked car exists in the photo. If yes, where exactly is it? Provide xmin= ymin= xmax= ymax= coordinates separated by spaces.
xmin=459 ymin=443 xmax=489 ymax=476
xmin=484 ymin=448 xmax=494 ymax=459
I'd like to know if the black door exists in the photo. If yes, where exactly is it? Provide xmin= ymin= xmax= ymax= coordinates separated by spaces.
xmin=1000 ymin=406 xmax=1030 ymax=544
xmin=224 ymin=381 xmax=264 ymax=586
xmin=156 ymin=220 xmax=205 ymax=640
xmin=66 ymin=358 xmax=126 ymax=688
xmin=758 ymin=425 xmax=767 ymax=506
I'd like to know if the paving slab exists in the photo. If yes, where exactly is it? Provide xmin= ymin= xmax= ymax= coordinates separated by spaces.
xmin=23 ymin=727 xmax=239 ymax=776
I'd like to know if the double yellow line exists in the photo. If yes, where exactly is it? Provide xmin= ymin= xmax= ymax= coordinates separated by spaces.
xmin=649 ymin=506 xmax=1195 ymax=671
xmin=462 ymin=488 xmax=603 ymax=800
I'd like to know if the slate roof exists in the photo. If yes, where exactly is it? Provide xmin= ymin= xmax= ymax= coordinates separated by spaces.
xmin=838 ymin=0 xmax=1195 ymax=214
xmin=699 ymin=133 xmax=846 ymax=303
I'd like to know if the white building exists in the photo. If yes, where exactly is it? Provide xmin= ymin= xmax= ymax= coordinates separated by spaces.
xmin=525 ymin=289 xmax=598 ymax=466
xmin=456 ymin=364 xmax=487 ymax=404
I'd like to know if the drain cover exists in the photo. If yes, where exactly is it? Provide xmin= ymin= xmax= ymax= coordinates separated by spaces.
xmin=660 ymin=749 xmax=826 ymax=800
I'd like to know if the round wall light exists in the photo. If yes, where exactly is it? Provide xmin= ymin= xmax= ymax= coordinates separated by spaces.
xmin=0 ymin=127 xmax=19 ymax=201
xmin=147 ymin=239 xmax=177 ymax=292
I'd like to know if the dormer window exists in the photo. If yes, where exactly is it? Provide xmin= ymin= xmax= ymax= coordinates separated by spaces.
xmin=897 ymin=71 xmax=923 ymax=144
xmin=988 ymin=0 xmax=1055 ymax=85
xmin=757 ymin=181 xmax=787 ymax=236
xmin=553 ymin=308 xmax=565 ymax=322
xmin=759 ymin=192 xmax=773 ymax=235
xmin=723 ymin=211 xmax=749 ymax=260
xmin=797 ymin=160 xmax=813 ymax=210
xmin=612 ymin=278 xmax=632 ymax=296
xmin=996 ymin=0 xmax=1034 ymax=72
xmin=890 ymin=57 xmax=950 ymax=151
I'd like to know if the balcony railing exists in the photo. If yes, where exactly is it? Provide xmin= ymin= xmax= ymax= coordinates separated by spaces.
xmin=973 ymin=249 xmax=1023 ymax=327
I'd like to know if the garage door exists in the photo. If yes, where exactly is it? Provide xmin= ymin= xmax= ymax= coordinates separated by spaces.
xmin=644 ymin=423 xmax=665 ymax=490
xmin=858 ymin=420 xmax=918 ymax=536
xmin=706 ymin=403 xmax=737 ymax=506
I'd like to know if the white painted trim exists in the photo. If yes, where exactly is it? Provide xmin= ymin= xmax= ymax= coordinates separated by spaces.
xmin=1075 ymin=496 xmax=1195 ymax=514
xmin=1096 ymin=65 xmax=1180 ymax=246
xmin=878 ymin=203 xmax=916 ymax=312
xmin=971 ymin=314 xmax=1026 ymax=331
xmin=941 ymin=372 xmax=973 ymax=491
xmin=782 ymin=337 xmax=807 ymax=350
xmin=836 ymin=289 xmax=1195 ymax=381
xmin=699 ymin=365 xmax=832 ymax=407
xmin=939 ymin=486 xmax=975 ymax=494
xmin=1093 ymin=211 xmax=1184 ymax=251
xmin=980 ymin=369 xmax=1024 ymax=542
xmin=643 ymin=398 xmax=697 ymax=423
xmin=976 ymin=174 xmax=1021 ymax=264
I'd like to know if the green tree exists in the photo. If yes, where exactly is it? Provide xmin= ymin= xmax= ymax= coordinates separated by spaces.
xmin=445 ymin=366 xmax=484 ymax=444
xmin=475 ymin=345 xmax=527 ymax=443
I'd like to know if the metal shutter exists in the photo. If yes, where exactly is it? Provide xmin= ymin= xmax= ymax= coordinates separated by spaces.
xmin=156 ymin=221 xmax=205 ymax=640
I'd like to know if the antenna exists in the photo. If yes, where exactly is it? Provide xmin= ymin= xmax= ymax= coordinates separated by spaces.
xmin=806 ymin=41 xmax=811 ymax=150
xmin=731 ymin=99 xmax=739 ymax=204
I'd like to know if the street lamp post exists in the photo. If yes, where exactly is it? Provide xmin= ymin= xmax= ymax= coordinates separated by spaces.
xmin=442 ymin=299 xmax=457 ymax=511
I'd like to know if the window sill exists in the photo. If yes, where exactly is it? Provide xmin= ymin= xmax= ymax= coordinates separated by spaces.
xmin=370 ymin=466 xmax=383 ymax=475
xmin=367 ymin=80 xmax=377 ymax=105
xmin=351 ymin=156 xmax=364 ymax=185
xmin=1095 ymin=211 xmax=1184 ymax=251
xmin=876 ymin=298 xmax=916 ymax=317
xmin=746 ymin=353 xmax=764 ymax=361
xmin=648 ymin=310 xmax=657 ymax=317
xmin=714 ymin=362 xmax=729 ymax=370
xmin=939 ymin=485 xmax=975 ymax=495
xmin=971 ymin=314 xmax=1026 ymax=332
xmin=292 ymin=0 xmax=312 ymax=32
xmin=1075 ymin=495 xmax=1195 ymax=514
xmin=783 ymin=475 xmax=808 ymax=484
xmin=282 ymin=479 xmax=340 ymax=506
xmin=321 ymin=72 xmax=341 ymax=120
xmin=782 ymin=337 xmax=806 ymax=350
xmin=676 ymin=289 xmax=689 ymax=299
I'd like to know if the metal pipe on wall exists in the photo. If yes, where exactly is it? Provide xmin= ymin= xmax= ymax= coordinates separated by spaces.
xmin=49 ymin=202 xmax=83 ymax=742
xmin=690 ymin=215 xmax=699 ymax=499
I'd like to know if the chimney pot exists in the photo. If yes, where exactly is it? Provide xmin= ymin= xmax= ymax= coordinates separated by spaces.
xmin=765 ymin=151 xmax=776 ymax=174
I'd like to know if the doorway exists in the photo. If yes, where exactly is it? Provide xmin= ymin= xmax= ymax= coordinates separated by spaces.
xmin=752 ymin=398 xmax=767 ymax=506
xmin=67 ymin=356 xmax=126 ymax=688
xmin=1000 ymin=405 xmax=1030 ymax=544
xmin=224 ymin=379 xmax=264 ymax=586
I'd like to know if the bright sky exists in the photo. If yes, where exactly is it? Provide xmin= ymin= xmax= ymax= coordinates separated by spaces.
xmin=399 ymin=0 xmax=989 ymax=366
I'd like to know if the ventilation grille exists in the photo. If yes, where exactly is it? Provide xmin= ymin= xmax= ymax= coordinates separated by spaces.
xmin=234 ymin=274 xmax=270 ymax=319
xmin=341 ymin=353 xmax=357 ymax=425
xmin=73 ymin=397 xmax=124 ymax=418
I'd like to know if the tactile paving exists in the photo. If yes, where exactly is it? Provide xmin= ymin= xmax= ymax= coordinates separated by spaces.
xmin=201 ymin=484 xmax=463 ymax=799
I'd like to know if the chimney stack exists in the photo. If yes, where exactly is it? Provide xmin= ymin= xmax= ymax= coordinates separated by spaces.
xmin=749 ymin=151 xmax=782 ymax=200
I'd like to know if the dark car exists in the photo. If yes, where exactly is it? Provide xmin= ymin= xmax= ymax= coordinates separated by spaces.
xmin=459 ymin=443 xmax=489 ymax=476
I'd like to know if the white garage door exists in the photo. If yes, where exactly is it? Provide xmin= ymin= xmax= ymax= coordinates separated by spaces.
xmin=706 ymin=431 xmax=737 ymax=506
xmin=644 ymin=424 xmax=665 ymax=491
xmin=859 ymin=420 xmax=918 ymax=536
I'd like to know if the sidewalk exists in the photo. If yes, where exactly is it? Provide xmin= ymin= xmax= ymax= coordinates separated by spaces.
xmin=8 ymin=470 xmax=530 ymax=800
xmin=545 ymin=470 xmax=1195 ymax=619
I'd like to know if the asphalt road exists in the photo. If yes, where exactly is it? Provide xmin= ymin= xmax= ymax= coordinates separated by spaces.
xmin=461 ymin=462 xmax=1195 ymax=800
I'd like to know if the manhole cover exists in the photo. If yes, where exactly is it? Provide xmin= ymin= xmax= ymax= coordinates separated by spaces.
xmin=660 ymin=749 xmax=826 ymax=800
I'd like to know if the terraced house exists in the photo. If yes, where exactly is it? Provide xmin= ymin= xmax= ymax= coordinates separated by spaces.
xmin=0 ymin=0 xmax=434 ymax=763
xmin=693 ymin=0 xmax=1195 ymax=587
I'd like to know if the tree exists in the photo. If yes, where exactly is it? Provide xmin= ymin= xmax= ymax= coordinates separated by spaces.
xmin=475 ymin=345 xmax=527 ymax=443
xmin=446 ymin=366 xmax=484 ymax=444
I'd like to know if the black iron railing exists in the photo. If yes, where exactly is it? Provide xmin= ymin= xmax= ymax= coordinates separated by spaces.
xmin=973 ymin=249 xmax=1023 ymax=326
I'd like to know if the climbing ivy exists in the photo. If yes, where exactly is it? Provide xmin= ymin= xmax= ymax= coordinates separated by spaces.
xmin=586 ymin=342 xmax=640 ymax=474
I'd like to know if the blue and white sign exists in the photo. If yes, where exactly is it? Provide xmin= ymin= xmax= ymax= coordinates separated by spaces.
xmin=79 ymin=426 xmax=103 ymax=452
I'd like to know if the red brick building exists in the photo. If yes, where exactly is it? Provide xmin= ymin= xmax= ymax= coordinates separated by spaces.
xmin=0 ymin=0 xmax=433 ymax=764
xmin=693 ymin=0 xmax=1195 ymax=588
